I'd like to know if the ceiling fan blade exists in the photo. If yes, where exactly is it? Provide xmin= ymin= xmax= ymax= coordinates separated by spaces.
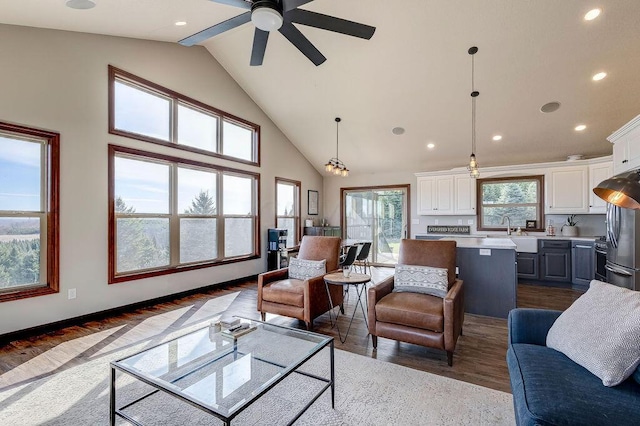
xmin=250 ymin=28 xmax=270 ymax=66
xmin=278 ymin=21 xmax=326 ymax=66
xmin=179 ymin=12 xmax=251 ymax=46
xmin=282 ymin=0 xmax=314 ymax=12
xmin=209 ymin=0 xmax=251 ymax=10
xmin=287 ymin=9 xmax=376 ymax=39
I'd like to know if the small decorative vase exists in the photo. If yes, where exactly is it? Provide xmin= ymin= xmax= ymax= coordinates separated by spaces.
xmin=561 ymin=225 xmax=578 ymax=237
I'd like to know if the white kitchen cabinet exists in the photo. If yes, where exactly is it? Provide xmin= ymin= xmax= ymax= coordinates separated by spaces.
xmin=588 ymin=162 xmax=613 ymax=213
xmin=545 ymin=166 xmax=589 ymax=214
xmin=609 ymin=114 xmax=640 ymax=175
xmin=417 ymin=176 xmax=454 ymax=215
xmin=454 ymin=175 xmax=477 ymax=215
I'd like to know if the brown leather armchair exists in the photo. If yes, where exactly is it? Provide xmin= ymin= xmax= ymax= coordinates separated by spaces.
xmin=367 ymin=239 xmax=464 ymax=366
xmin=258 ymin=236 xmax=344 ymax=330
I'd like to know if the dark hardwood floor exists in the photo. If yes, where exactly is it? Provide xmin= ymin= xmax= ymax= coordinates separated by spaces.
xmin=0 ymin=268 xmax=582 ymax=394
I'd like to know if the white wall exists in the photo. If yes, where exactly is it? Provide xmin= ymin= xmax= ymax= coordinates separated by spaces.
xmin=0 ymin=24 xmax=323 ymax=335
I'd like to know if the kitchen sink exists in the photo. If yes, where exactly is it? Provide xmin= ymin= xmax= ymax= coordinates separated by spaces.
xmin=485 ymin=235 xmax=538 ymax=253
xmin=509 ymin=236 xmax=538 ymax=253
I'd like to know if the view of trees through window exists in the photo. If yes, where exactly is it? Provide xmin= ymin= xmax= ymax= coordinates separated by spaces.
xmin=0 ymin=218 xmax=40 ymax=289
xmin=479 ymin=177 xmax=542 ymax=229
xmin=343 ymin=187 xmax=408 ymax=265
xmin=111 ymin=148 xmax=257 ymax=280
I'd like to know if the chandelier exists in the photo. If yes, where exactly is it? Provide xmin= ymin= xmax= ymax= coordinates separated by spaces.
xmin=325 ymin=117 xmax=349 ymax=177
xmin=468 ymin=46 xmax=480 ymax=178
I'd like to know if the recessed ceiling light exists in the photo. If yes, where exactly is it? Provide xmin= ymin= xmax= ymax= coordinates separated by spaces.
xmin=584 ymin=8 xmax=601 ymax=21
xmin=540 ymin=101 xmax=561 ymax=113
xmin=575 ymin=124 xmax=587 ymax=131
xmin=592 ymin=72 xmax=607 ymax=81
xmin=392 ymin=127 xmax=405 ymax=135
xmin=175 ymin=21 xmax=187 ymax=26
xmin=427 ymin=143 xmax=435 ymax=149
xmin=492 ymin=135 xmax=502 ymax=141
xmin=65 ymin=0 xmax=95 ymax=9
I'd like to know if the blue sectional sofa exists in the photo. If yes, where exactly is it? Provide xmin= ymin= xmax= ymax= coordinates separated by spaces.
xmin=506 ymin=308 xmax=640 ymax=426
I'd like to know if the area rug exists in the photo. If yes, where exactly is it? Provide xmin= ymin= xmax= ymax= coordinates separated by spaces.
xmin=0 ymin=326 xmax=513 ymax=425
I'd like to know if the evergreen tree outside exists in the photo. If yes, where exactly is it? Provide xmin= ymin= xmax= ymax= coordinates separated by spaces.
xmin=184 ymin=190 xmax=216 ymax=215
xmin=115 ymin=196 xmax=169 ymax=273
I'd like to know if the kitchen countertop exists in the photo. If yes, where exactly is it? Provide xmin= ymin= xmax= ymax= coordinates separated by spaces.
xmin=438 ymin=237 xmax=516 ymax=250
xmin=414 ymin=233 xmax=599 ymax=242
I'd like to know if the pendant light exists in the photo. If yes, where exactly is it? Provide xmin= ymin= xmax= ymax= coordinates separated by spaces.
xmin=593 ymin=170 xmax=640 ymax=209
xmin=324 ymin=117 xmax=349 ymax=177
xmin=467 ymin=46 xmax=480 ymax=178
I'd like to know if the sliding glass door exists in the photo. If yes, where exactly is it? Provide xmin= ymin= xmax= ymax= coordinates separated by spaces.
xmin=342 ymin=185 xmax=409 ymax=265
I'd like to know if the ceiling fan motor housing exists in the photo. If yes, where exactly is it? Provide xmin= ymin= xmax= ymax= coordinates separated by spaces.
xmin=251 ymin=0 xmax=284 ymax=31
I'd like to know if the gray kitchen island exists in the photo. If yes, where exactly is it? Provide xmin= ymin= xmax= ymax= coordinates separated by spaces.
xmin=438 ymin=237 xmax=517 ymax=319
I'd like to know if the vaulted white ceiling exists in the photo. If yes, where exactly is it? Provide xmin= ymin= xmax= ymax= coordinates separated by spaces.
xmin=2 ymin=0 xmax=640 ymax=175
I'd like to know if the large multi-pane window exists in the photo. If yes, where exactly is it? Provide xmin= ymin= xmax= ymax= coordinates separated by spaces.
xmin=109 ymin=66 xmax=260 ymax=165
xmin=0 ymin=122 xmax=59 ymax=302
xmin=109 ymin=145 xmax=259 ymax=283
xmin=477 ymin=176 xmax=544 ymax=231
xmin=275 ymin=178 xmax=301 ymax=247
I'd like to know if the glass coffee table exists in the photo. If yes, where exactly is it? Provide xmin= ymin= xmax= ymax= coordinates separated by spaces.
xmin=110 ymin=318 xmax=334 ymax=425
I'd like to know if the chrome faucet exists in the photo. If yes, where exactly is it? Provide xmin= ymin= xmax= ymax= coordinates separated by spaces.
xmin=501 ymin=215 xmax=512 ymax=235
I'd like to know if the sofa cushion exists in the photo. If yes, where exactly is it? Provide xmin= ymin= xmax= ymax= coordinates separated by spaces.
xmin=375 ymin=292 xmax=443 ymax=332
xmin=508 ymin=343 xmax=640 ymax=426
xmin=288 ymin=257 xmax=326 ymax=281
xmin=634 ymin=366 xmax=640 ymax=385
xmin=546 ymin=280 xmax=640 ymax=386
xmin=262 ymin=279 xmax=305 ymax=307
xmin=393 ymin=264 xmax=449 ymax=298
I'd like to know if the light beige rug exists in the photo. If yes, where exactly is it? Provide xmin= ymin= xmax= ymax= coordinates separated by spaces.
xmin=0 ymin=324 xmax=513 ymax=425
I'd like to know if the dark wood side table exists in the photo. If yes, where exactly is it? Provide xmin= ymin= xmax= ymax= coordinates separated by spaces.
xmin=323 ymin=272 xmax=371 ymax=343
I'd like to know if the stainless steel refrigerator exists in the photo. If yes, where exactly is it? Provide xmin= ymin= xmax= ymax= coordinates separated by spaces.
xmin=606 ymin=203 xmax=640 ymax=290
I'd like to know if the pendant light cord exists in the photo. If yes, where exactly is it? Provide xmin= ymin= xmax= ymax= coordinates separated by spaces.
xmin=471 ymin=51 xmax=476 ymax=156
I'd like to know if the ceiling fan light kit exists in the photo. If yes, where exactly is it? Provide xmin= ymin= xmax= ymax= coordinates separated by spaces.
xmin=179 ymin=0 xmax=375 ymax=66
xmin=251 ymin=0 xmax=283 ymax=31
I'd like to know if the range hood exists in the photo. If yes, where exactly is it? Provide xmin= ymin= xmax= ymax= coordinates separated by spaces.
xmin=593 ymin=169 xmax=640 ymax=209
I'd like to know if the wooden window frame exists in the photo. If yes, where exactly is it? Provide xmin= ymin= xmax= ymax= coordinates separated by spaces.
xmin=0 ymin=122 xmax=59 ymax=303
xmin=108 ymin=145 xmax=260 ymax=284
xmin=275 ymin=178 xmax=301 ymax=246
xmin=108 ymin=66 xmax=261 ymax=166
xmin=476 ymin=175 xmax=545 ymax=232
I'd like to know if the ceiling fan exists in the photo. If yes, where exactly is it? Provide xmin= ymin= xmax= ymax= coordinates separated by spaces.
xmin=179 ymin=0 xmax=376 ymax=66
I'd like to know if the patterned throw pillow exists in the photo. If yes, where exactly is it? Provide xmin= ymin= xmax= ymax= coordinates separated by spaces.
xmin=393 ymin=264 xmax=449 ymax=298
xmin=546 ymin=280 xmax=640 ymax=387
xmin=288 ymin=257 xmax=326 ymax=280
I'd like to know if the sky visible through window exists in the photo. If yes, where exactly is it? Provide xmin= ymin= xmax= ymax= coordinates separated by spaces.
xmin=115 ymin=156 xmax=252 ymax=215
xmin=0 ymin=136 xmax=41 ymax=212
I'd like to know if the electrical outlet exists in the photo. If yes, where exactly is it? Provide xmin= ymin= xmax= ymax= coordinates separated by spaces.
xmin=434 ymin=219 xmax=439 ymax=225
xmin=457 ymin=219 xmax=463 ymax=225
xmin=467 ymin=219 xmax=474 ymax=225
xmin=411 ymin=219 xmax=419 ymax=225
xmin=68 ymin=288 xmax=76 ymax=300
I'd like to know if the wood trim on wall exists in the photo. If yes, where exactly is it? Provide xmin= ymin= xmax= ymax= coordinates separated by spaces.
xmin=108 ymin=65 xmax=261 ymax=167
xmin=275 ymin=177 xmax=302 ymax=245
xmin=0 ymin=121 xmax=60 ymax=303
xmin=475 ymin=175 xmax=546 ymax=232
xmin=339 ymin=184 xmax=412 ymax=240
xmin=108 ymin=144 xmax=261 ymax=284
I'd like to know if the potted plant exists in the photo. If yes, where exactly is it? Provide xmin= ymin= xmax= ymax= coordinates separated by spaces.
xmin=561 ymin=214 xmax=579 ymax=237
